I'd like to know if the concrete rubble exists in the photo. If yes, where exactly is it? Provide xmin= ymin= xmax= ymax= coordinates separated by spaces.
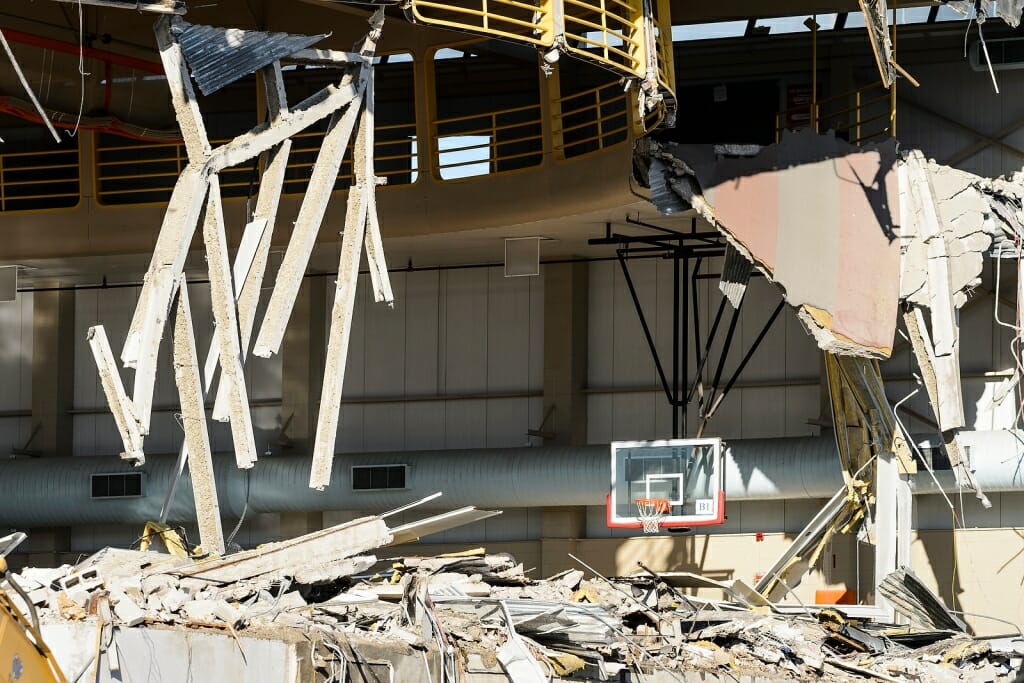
xmin=5 ymin=523 xmax=1022 ymax=682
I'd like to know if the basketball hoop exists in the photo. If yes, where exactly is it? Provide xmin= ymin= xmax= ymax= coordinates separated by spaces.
xmin=634 ymin=497 xmax=670 ymax=534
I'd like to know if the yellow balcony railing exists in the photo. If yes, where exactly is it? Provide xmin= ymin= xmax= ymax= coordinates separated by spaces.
xmin=281 ymin=122 xmax=418 ymax=196
xmin=775 ymin=81 xmax=893 ymax=146
xmin=553 ymin=81 xmax=629 ymax=159
xmin=96 ymin=121 xmax=418 ymax=205
xmin=563 ymin=0 xmax=646 ymax=79
xmin=411 ymin=0 xmax=555 ymax=46
xmin=433 ymin=102 xmax=544 ymax=179
xmin=95 ymin=136 xmax=252 ymax=205
xmin=0 ymin=145 xmax=79 ymax=212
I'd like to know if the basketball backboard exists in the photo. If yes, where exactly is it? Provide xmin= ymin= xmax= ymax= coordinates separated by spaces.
xmin=607 ymin=438 xmax=725 ymax=530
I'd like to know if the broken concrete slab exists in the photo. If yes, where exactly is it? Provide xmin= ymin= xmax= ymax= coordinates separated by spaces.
xmin=171 ymin=516 xmax=392 ymax=584
xmin=650 ymin=130 xmax=902 ymax=358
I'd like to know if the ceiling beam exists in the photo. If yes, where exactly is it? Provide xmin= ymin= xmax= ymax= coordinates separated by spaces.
xmin=43 ymin=0 xmax=185 ymax=14
xmin=669 ymin=0 xmax=933 ymax=24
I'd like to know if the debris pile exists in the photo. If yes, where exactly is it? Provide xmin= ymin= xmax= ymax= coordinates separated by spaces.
xmin=5 ymin=521 xmax=1022 ymax=682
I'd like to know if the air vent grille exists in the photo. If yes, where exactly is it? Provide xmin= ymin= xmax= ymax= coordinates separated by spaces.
xmin=91 ymin=473 xmax=144 ymax=499
xmin=352 ymin=465 xmax=407 ymax=491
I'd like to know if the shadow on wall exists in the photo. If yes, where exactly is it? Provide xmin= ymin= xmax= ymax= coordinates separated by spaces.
xmin=916 ymin=530 xmax=965 ymax=625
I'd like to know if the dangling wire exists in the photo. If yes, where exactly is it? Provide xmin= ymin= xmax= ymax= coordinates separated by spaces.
xmin=994 ymin=245 xmax=1024 ymax=428
xmin=69 ymin=0 xmax=89 ymax=137
xmin=965 ymin=0 xmax=1000 ymax=93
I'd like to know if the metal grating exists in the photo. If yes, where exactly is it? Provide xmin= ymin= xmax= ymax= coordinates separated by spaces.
xmin=174 ymin=22 xmax=328 ymax=96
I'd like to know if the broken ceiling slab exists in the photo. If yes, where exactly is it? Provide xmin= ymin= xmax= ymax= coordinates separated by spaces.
xmin=388 ymin=507 xmax=503 ymax=545
xmin=170 ymin=515 xmax=393 ymax=583
xmin=947 ymin=0 xmax=1023 ymax=27
xmin=899 ymin=154 xmax=994 ymax=310
xmin=173 ymin=22 xmax=328 ymax=96
xmin=651 ymin=129 xmax=902 ymax=358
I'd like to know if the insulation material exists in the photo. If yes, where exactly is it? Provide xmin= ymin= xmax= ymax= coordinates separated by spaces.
xmin=652 ymin=130 xmax=902 ymax=359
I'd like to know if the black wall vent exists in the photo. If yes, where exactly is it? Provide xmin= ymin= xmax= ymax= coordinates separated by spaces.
xmin=91 ymin=472 xmax=143 ymax=499
xmin=352 ymin=465 xmax=407 ymax=491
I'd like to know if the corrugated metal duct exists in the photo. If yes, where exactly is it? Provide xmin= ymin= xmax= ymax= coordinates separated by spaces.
xmin=1 ymin=432 xmax=1022 ymax=527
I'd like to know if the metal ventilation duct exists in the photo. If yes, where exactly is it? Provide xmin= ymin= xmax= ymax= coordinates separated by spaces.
xmin=0 ymin=432 xmax=1022 ymax=527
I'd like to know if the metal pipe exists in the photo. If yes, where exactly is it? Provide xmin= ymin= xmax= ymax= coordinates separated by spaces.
xmin=672 ymin=250 xmax=680 ymax=437
xmin=1 ymin=432 xmax=1022 ymax=527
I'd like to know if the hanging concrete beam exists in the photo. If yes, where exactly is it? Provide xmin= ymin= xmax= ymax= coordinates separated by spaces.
xmin=202 ymin=176 xmax=258 ymax=469
xmin=288 ymin=48 xmax=361 ymax=64
xmin=361 ymin=68 xmax=394 ymax=306
xmin=207 ymin=217 xmax=266 ymax=420
xmin=236 ymin=62 xmax=291 ymax=354
xmin=899 ymin=154 xmax=966 ymax=439
xmin=87 ymin=325 xmax=145 ymax=463
xmin=171 ymin=277 xmax=226 ymax=557
xmin=310 ymin=116 xmax=372 ymax=490
xmin=212 ymin=62 xmax=292 ymax=420
xmin=122 ymin=15 xmax=212 ymax=369
xmin=206 ymin=76 xmax=365 ymax=174
xmin=127 ymin=166 xmax=209 ymax=433
xmin=252 ymin=87 xmax=367 ymax=359
xmin=251 ymin=17 xmax=386 ymax=360
xmin=155 ymin=16 xmax=211 ymax=163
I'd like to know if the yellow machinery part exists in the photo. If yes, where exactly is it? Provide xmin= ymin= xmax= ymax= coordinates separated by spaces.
xmin=138 ymin=521 xmax=190 ymax=558
xmin=0 ymin=583 xmax=67 ymax=683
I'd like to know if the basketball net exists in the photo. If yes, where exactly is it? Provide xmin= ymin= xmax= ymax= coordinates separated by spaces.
xmin=634 ymin=497 xmax=670 ymax=534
